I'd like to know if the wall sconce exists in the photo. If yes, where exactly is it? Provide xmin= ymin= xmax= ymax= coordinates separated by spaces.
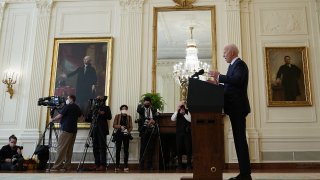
xmin=2 ymin=71 xmax=17 ymax=99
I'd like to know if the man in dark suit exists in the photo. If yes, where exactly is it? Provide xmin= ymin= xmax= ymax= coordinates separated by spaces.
xmin=276 ymin=55 xmax=301 ymax=101
xmin=209 ymin=44 xmax=252 ymax=180
xmin=63 ymin=56 xmax=97 ymax=116
xmin=137 ymin=97 xmax=159 ymax=170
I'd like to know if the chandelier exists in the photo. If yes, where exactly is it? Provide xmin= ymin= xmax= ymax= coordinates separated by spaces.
xmin=173 ymin=27 xmax=210 ymax=101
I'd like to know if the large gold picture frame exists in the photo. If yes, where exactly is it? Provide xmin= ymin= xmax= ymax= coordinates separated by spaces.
xmin=49 ymin=37 xmax=113 ymax=128
xmin=265 ymin=47 xmax=312 ymax=106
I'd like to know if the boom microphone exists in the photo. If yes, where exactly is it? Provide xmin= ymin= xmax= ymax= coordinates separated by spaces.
xmin=191 ymin=69 xmax=205 ymax=78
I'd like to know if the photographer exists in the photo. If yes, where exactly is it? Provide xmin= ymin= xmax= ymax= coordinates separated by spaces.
xmin=0 ymin=135 xmax=24 ymax=171
xmin=113 ymin=105 xmax=133 ymax=172
xmin=137 ymin=97 xmax=159 ymax=170
xmin=50 ymin=95 xmax=82 ymax=171
xmin=92 ymin=96 xmax=112 ymax=171
xmin=171 ymin=102 xmax=192 ymax=170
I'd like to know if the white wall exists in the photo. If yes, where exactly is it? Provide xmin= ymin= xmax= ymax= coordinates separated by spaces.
xmin=0 ymin=0 xmax=319 ymax=164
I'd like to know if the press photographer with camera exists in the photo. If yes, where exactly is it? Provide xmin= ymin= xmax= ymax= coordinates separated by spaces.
xmin=0 ymin=135 xmax=24 ymax=171
xmin=91 ymin=96 xmax=112 ymax=171
xmin=113 ymin=105 xmax=133 ymax=172
xmin=50 ymin=95 xmax=82 ymax=172
xmin=137 ymin=97 xmax=159 ymax=170
xmin=171 ymin=101 xmax=192 ymax=170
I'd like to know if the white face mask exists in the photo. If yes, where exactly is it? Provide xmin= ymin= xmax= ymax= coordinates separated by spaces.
xmin=66 ymin=99 xmax=70 ymax=105
xmin=121 ymin=110 xmax=127 ymax=114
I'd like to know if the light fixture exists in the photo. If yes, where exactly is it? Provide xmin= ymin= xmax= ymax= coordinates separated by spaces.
xmin=173 ymin=27 xmax=210 ymax=101
xmin=2 ymin=70 xmax=18 ymax=99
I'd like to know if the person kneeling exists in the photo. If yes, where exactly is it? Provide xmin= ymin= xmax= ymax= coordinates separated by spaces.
xmin=0 ymin=135 xmax=24 ymax=171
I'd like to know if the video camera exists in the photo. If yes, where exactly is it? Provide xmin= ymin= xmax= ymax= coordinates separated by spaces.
xmin=88 ymin=96 xmax=107 ymax=111
xmin=37 ymin=96 xmax=65 ymax=107
xmin=85 ymin=96 xmax=108 ymax=122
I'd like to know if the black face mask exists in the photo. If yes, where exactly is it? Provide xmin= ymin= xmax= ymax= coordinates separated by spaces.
xmin=144 ymin=104 xmax=150 ymax=108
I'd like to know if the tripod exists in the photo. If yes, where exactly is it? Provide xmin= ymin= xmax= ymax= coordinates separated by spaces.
xmin=140 ymin=123 xmax=165 ymax=170
xmin=32 ymin=107 xmax=59 ymax=172
xmin=77 ymin=112 xmax=115 ymax=172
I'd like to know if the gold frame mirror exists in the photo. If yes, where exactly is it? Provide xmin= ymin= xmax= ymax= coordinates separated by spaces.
xmin=152 ymin=5 xmax=217 ymax=112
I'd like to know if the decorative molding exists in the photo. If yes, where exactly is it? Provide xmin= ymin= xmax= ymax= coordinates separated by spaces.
xmin=240 ymin=0 xmax=251 ymax=13
xmin=260 ymin=8 xmax=308 ymax=35
xmin=119 ymin=0 xmax=144 ymax=13
xmin=226 ymin=0 xmax=241 ymax=11
xmin=35 ymin=0 xmax=53 ymax=13
xmin=172 ymin=0 xmax=196 ymax=8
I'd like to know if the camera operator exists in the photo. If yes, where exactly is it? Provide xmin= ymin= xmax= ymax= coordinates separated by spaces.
xmin=113 ymin=105 xmax=133 ymax=172
xmin=171 ymin=102 xmax=192 ymax=170
xmin=50 ymin=95 xmax=82 ymax=171
xmin=92 ymin=96 xmax=112 ymax=171
xmin=0 ymin=135 xmax=24 ymax=171
xmin=137 ymin=97 xmax=159 ymax=170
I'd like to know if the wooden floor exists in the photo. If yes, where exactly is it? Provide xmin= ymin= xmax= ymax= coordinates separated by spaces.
xmin=1 ymin=164 xmax=320 ymax=179
xmin=0 ymin=171 xmax=320 ymax=180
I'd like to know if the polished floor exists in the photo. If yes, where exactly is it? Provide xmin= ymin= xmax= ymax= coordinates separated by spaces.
xmin=0 ymin=172 xmax=320 ymax=180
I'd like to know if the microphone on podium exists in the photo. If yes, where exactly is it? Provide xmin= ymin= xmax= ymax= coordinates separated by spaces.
xmin=191 ymin=69 xmax=205 ymax=78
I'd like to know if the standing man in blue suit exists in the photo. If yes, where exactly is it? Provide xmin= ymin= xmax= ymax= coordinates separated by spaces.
xmin=209 ymin=44 xmax=252 ymax=180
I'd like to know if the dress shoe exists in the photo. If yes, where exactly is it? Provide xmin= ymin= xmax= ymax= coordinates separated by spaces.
xmin=96 ymin=165 xmax=106 ymax=171
xmin=124 ymin=167 xmax=129 ymax=172
xmin=228 ymin=174 xmax=252 ymax=180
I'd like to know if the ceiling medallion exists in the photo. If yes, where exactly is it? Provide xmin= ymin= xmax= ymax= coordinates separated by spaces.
xmin=173 ymin=0 xmax=197 ymax=8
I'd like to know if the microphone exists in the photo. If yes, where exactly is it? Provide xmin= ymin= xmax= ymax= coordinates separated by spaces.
xmin=191 ymin=69 xmax=204 ymax=78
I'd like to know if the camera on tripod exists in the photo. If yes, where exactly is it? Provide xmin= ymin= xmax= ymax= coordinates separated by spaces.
xmin=86 ymin=96 xmax=107 ymax=122
xmin=143 ymin=118 xmax=154 ymax=128
xmin=37 ymin=96 xmax=65 ymax=108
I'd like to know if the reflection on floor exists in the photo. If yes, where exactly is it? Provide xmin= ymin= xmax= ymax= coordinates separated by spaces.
xmin=0 ymin=172 xmax=320 ymax=180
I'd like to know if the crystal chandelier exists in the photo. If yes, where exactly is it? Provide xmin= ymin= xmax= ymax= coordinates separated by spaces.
xmin=173 ymin=27 xmax=210 ymax=101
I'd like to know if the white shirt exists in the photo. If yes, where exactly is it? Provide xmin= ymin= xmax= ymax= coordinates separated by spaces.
xmin=171 ymin=111 xmax=191 ymax=122
xmin=144 ymin=107 xmax=153 ymax=119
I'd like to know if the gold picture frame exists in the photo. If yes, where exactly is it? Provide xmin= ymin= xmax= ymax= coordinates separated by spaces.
xmin=265 ymin=47 xmax=312 ymax=106
xmin=49 ymin=37 xmax=113 ymax=128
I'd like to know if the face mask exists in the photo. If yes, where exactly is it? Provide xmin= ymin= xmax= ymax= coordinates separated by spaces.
xmin=66 ymin=99 xmax=70 ymax=105
xmin=144 ymin=104 xmax=150 ymax=108
xmin=121 ymin=110 xmax=127 ymax=114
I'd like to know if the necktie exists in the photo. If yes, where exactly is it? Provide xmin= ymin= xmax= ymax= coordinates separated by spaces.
xmin=84 ymin=66 xmax=87 ymax=74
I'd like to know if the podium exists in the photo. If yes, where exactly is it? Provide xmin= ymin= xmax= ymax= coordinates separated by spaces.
xmin=182 ymin=78 xmax=224 ymax=180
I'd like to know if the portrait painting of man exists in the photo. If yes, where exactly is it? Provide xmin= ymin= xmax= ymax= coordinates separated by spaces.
xmin=50 ymin=38 xmax=113 ymax=124
xmin=265 ymin=47 xmax=311 ymax=106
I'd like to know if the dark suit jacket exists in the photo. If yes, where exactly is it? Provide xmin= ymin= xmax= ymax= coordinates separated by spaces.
xmin=96 ymin=105 xmax=112 ymax=135
xmin=219 ymin=58 xmax=250 ymax=116
xmin=67 ymin=64 xmax=97 ymax=102
xmin=137 ymin=104 xmax=159 ymax=134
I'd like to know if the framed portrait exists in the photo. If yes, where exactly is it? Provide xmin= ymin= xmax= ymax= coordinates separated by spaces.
xmin=49 ymin=37 xmax=113 ymax=128
xmin=265 ymin=47 xmax=312 ymax=107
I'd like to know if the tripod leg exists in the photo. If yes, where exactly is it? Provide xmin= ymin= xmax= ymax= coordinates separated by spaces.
xmin=139 ymin=129 xmax=155 ymax=169
xmin=77 ymin=122 xmax=94 ymax=172
xmin=77 ymin=140 xmax=91 ymax=172
xmin=47 ymin=123 xmax=55 ymax=172
xmin=106 ymin=134 xmax=116 ymax=167
xmin=157 ymin=125 xmax=166 ymax=171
